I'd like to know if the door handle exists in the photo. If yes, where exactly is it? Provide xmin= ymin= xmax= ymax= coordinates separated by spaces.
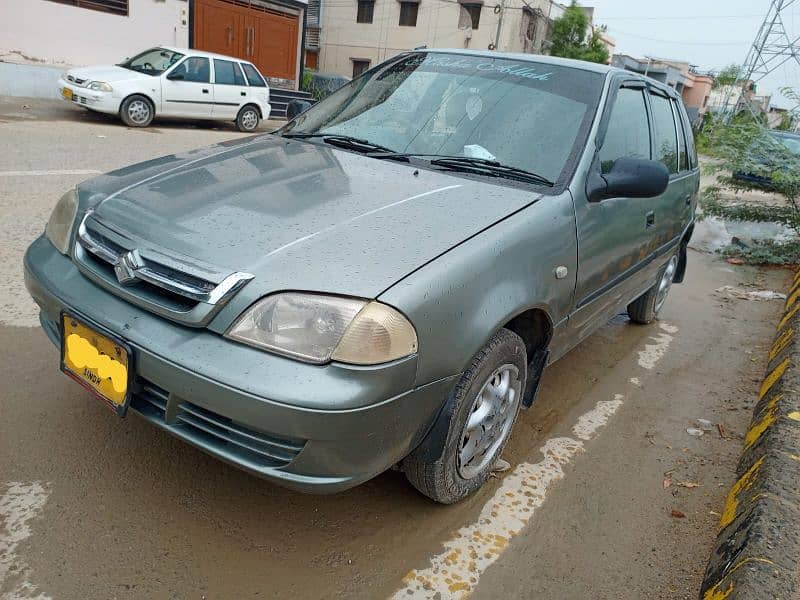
xmin=202 ymin=88 xmax=209 ymax=94
xmin=684 ymin=194 xmax=692 ymax=206
xmin=646 ymin=211 xmax=655 ymax=228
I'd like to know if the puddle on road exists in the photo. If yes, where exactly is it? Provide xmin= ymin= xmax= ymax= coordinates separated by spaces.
xmin=692 ymin=216 xmax=795 ymax=254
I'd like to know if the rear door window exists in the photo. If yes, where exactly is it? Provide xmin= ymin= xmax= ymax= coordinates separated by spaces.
xmin=649 ymin=92 xmax=679 ymax=175
xmin=241 ymin=63 xmax=266 ymax=87
xmin=214 ymin=59 xmax=245 ymax=86
xmin=599 ymin=86 xmax=651 ymax=174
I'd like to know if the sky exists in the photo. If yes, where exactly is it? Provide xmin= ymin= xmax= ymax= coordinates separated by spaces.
xmin=585 ymin=0 xmax=800 ymax=108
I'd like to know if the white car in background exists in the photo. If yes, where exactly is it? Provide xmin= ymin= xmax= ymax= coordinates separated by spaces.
xmin=58 ymin=47 xmax=271 ymax=132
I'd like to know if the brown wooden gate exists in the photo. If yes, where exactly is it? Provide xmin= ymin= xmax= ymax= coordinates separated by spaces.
xmin=194 ymin=0 xmax=299 ymax=83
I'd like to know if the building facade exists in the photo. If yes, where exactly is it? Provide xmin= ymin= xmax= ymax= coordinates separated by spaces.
xmin=315 ymin=0 xmax=568 ymax=79
xmin=0 ymin=0 xmax=308 ymax=89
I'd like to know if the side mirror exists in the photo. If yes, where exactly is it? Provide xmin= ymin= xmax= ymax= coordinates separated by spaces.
xmin=167 ymin=72 xmax=184 ymax=81
xmin=286 ymin=99 xmax=313 ymax=121
xmin=587 ymin=157 xmax=669 ymax=202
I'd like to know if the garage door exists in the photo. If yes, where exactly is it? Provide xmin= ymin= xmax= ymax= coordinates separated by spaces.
xmin=194 ymin=0 xmax=299 ymax=82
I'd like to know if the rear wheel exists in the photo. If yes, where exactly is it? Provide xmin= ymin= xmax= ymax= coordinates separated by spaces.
xmin=120 ymin=95 xmax=154 ymax=127
xmin=627 ymin=254 xmax=679 ymax=324
xmin=404 ymin=329 xmax=526 ymax=503
xmin=236 ymin=105 xmax=260 ymax=132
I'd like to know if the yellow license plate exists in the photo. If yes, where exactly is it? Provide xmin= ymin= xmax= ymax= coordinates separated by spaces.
xmin=61 ymin=87 xmax=73 ymax=101
xmin=61 ymin=314 xmax=131 ymax=415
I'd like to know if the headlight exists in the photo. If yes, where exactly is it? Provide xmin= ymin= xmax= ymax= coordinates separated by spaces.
xmin=87 ymin=81 xmax=112 ymax=92
xmin=45 ymin=189 xmax=78 ymax=255
xmin=226 ymin=292 xmax=418 ymax=365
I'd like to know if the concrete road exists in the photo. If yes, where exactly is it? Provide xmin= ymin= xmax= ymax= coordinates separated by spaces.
xmin=0 ymin=98 xmax=790 ymax=600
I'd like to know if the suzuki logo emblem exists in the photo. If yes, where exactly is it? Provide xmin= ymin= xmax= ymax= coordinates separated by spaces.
xmin=113 ymin=249 xmax=143 ymax=285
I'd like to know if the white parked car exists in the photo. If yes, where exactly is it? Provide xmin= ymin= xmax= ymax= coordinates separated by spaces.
xmin=58 ymin=47 xmax=271 ymax=132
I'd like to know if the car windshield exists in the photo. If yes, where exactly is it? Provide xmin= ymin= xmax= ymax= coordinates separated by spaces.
xmin=282 ymin=52 xmax=604 ymax=183
xmin=119 ymin=48 xmax=184 ymax=76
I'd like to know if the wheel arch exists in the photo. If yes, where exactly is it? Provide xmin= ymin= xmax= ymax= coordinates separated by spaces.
xmin=674 ymin=221 xmax=694 ymax=284
xmin=119 ymin=92 xmax=156 ymax=120
xmin=239 ymin=102 xmax=263 ymax=119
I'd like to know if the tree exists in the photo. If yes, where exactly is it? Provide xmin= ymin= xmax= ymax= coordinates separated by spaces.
xmin=549 ymin=1 xmax=609 ymax=64
xmin=700 ymin=111 xmax=800 ymax=263
xmin=713 ymin=64 xmax=741 ymax=89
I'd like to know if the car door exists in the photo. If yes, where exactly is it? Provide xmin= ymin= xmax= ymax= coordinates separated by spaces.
xmin=212 ymin=58 xmax=248 ymax=120
xmin=672 ymin=97 xmax=699 ymax=237
xmin=161 ymin=56 xmax=214 ymax=118
xmin=568 ymin=80 xmax=657 ymax=342
xmin=644 ymin=89 xmax=690 ymax=279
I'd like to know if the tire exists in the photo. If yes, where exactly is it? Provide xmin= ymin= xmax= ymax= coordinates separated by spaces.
xmin=236 ymin=105 xmax=260 ymax=132
xmin=403 ymin=328 xmax=526 ymax=504
xmin=627 ymin=253 xmax=679 ymax=324
xmin=119 ymin=94 xmax=154 ymax=128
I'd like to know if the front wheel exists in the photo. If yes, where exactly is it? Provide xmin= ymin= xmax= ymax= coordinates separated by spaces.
xmin=627 ymin=254 xmax=679 ymax=324
xmin=236 ymin=105 xmax=260 ymax=132
xmin=403 ymin=329 xmax=526 ymax=503
xmin=119 ymin=95 xmax=154 ymax=127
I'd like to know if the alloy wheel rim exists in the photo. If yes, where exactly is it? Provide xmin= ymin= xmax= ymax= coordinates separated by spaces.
xmin=457 ymin=364 xmax=521 ymax=480
xmin=242 ymin=110 xmax=258 ymax=130
xmin=654 ymin=255 xmax=679 ymax=314
xmin=128 ymin=100 xmax=150 ymax=124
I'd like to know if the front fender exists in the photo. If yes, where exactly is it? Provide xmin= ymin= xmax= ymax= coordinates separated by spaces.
xmin=379 ymin=190 xmax=577 ymax=387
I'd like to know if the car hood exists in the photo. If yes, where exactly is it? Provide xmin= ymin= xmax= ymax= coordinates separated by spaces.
xmin=66 ymin=65 xmax=151 ymax=84
xmin=79 ymin=135 xmax=543 ymax=302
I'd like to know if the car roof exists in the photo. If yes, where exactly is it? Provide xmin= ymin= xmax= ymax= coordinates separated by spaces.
xmin=157 ymin=46 xmax=258 ymax=64
xmin=420 ymin=49 xmax=678 ymax=97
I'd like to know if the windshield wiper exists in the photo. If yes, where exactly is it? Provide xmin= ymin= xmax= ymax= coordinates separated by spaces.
xmin=369 ymin=153 xmax=555 ymax=186
xmin=281 ymin=133 xmax=400 ymax=157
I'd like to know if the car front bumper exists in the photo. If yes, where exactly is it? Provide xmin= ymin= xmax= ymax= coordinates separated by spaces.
xmin=58 ymin=79 xmax=121 ymax=114
xmin=24 ymin=235 xmax=456 ymax=493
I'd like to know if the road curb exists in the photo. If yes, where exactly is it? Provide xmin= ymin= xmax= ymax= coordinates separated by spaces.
xmin=699 ymin=268 xmax=800 ymax=600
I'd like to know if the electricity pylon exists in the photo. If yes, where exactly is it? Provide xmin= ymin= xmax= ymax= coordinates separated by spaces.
xmin=722 ymin=0 xmax=800 ymax=121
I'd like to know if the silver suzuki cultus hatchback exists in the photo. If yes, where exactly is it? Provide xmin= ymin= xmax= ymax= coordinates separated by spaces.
xmin=25 ymin=50 xmax=697 ymax=503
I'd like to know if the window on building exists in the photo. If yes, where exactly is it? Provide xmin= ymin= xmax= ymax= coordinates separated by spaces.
xmin=458 ymin=4 xmax=481 ymax=29
xmin=399 ymin=2 xmax=419 ymax=26
xmin=650 ymin=92 xmax=679 ymax=174
xmin=525 ymin=14 xmax=536 ymax=41
xmin=598 ymin=87 xmax=651 ymax=174
xmin=352 ymin=59 xmax=371 ymax=78
xmin=241 ymin=63 xmax=267 ymax=87
xmin=305 ymin=50 xmax=319 ymax=70
xmin=44 ymin=0 xmax=128 ymax=16
xmin=171 ymin=57 xmax=211 ymax=83
xmin=357 ymin=0 xmax=375 ymax=23
xmin=214 ymin=59 xmax=246 ymax=86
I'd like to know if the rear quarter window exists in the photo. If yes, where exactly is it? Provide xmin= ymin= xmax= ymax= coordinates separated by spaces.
xmin=242 ymin=63 xmax=267 ymax=87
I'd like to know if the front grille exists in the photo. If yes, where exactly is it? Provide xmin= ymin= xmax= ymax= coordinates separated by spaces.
xmin=132 ymin=379 xmax=168 ymax=420
xmin=73 ymin=213 xmax=253 ymax=325
xmin=67 ymin=75 xmax=86 ymax=85
xmin=130 ymin=379 xmax=305 ymax=468
xmin=175 ymin=402 xmax=305 ymax=467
